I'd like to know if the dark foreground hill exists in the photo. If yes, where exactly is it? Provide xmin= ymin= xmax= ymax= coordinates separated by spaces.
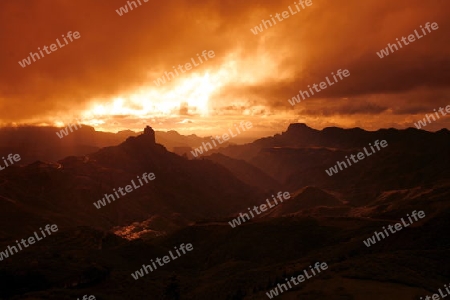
xmin=2 ymin=186 xmax=450 ymax=299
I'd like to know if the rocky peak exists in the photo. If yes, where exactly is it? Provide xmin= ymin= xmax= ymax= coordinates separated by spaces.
xmin=143 ymin=126 xmax=156 ymax=144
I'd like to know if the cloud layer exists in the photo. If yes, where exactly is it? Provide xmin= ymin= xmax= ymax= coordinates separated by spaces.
xmin=0 ymin=0 xmax=449 ymax=135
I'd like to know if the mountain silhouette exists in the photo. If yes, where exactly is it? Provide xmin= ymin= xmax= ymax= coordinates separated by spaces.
xmin=0 ymin=126 xmax=261 ymax=239
xmin=0 ymin=124 xmax=449 ymax=299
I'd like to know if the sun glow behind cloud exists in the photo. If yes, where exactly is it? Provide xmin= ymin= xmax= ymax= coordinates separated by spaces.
xmin=83 ymin=73 xmax=219 ymax=118
xmin=77 ymin=50 xmax=287 ymax=132
xmin=83 ymin=64 xmax=228 ymax=121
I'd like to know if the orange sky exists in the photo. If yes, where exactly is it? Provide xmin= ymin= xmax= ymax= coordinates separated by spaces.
xmin=0 ymin=0 xmax=449 ymax=138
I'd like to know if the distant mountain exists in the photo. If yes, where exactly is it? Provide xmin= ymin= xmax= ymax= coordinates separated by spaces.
xmin=0 ymin=125 xmax=230 ymax=164
xmin=215 ymin=123 xmax=450 ymax=205
xmin=218 ymin=123 xmax=450 ymax=160
xmin=157 ymin=130 xmax=214 ymax=152
xmin=0 ymin=125 xmax=122 ymax=164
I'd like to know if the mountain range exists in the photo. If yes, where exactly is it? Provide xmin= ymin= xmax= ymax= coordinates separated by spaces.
xmin=0 ymin=125 xmax=235 ymax=165
xmin=0 ymin=123 xmax=449 ymax=299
